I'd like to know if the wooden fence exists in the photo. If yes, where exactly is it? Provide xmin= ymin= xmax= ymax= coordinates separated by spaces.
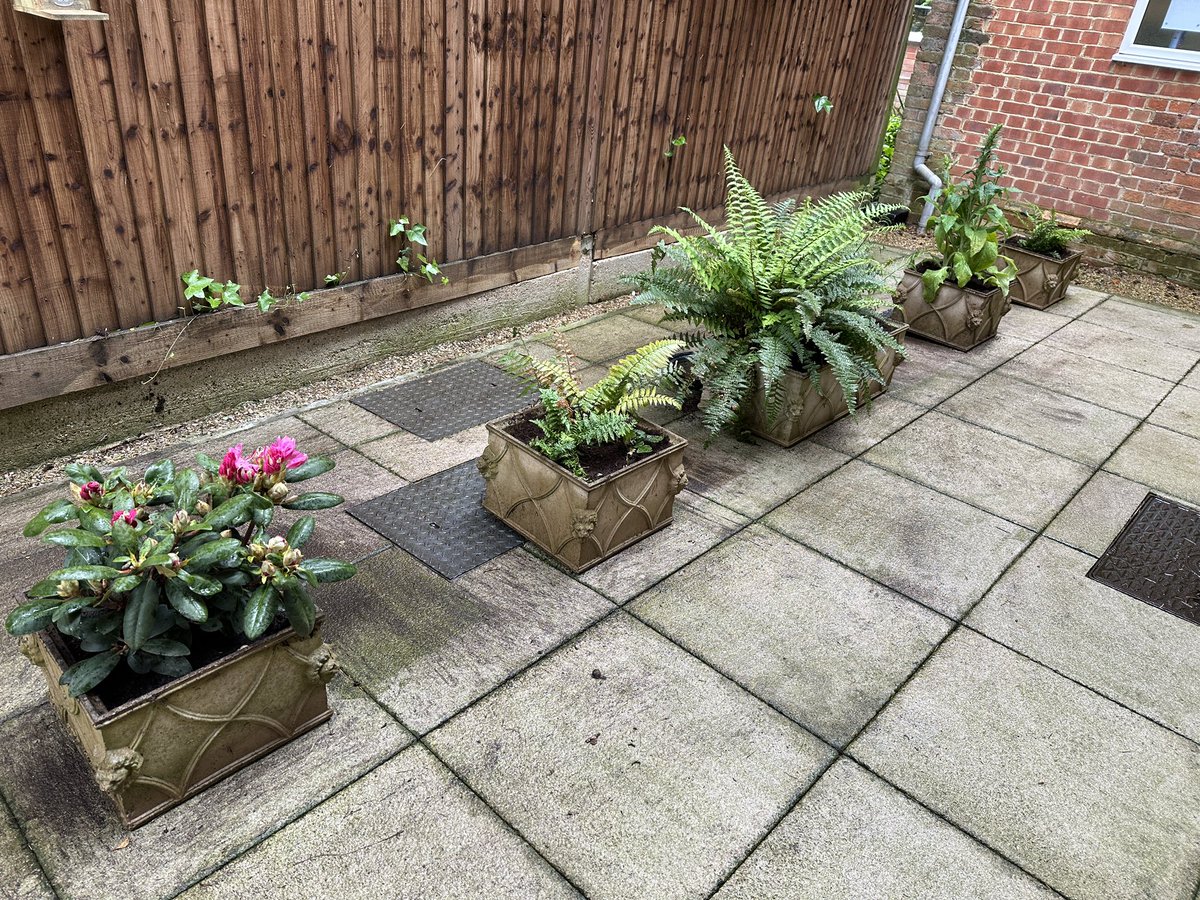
xmin=0 ymin=0 xmax=911 ymax=406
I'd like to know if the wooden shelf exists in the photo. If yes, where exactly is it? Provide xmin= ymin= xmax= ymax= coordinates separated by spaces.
xmin=12 ymin=1 xmax=108 ymax=21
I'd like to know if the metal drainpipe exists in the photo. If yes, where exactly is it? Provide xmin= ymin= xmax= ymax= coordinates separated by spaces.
xmin=914 ymin=0 xmax=973 ymax=232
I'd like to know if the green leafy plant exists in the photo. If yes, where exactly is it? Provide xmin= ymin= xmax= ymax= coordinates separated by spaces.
xmin=499 ymin=336 xmax=685 ymax=479
xmin=813 ymin=94 xmax=834 ymax=114
xmin=324 ymin=272 xmax=347 ymax=286
xmin=663 ymin=135 xmax=687 ymax=159
xmin=870 ymin=98 xmax=904 ymax=201
xmin=180 ymin=271 xmax=310 ymax=315
xmin=1015 ymin=204 xmax=1091 ymax=257
xmin=626 ymin=147 xmax=905 ymax=436
xmin=389 ymin=216 xmax=449 ymax=285
xmin=7 ymin=438 xmax=355 ymax=698
xmin=916 ymin=124 xmax=1017 ymax=300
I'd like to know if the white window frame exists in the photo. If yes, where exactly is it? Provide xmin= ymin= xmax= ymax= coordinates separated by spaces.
xmin=1114 ymin=0 xmax=1200 ymax=72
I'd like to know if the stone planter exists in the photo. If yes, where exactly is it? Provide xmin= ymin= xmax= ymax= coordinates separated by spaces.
xmin=1003 ymin=238 xmax=1084 ymax=310
xmin=896 ymin=268 xmax=1009 ymax=351
xmin=19 ymin=618 xmax=337 ymax=829
xmin=478 ymin=414 xmax=688 ymax=573
xmin=747 ymin=322 xmax=908 ymax=447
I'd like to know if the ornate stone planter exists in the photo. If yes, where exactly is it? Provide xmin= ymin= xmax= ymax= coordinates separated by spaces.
xmin=747 ymin=321 xmax=908 ymax=447
xmin=896 ymin=268 xmax=1009 ymax=351
xmin=478 ymin=415 xmax=688 ymax=573
xmin=1003 ymin=238 xmax=1084 ymax=310
xmin=20 ymin=618 xmax=336 ymax=828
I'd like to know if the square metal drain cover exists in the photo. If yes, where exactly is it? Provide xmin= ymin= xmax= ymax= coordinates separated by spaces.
xmin=1087 ymin=492 xmax=1200 ymax=625
xmin=352 ymin=359 xmax=530 ymax=441
xmin=348 ymin=460 xmax=523 ymax=579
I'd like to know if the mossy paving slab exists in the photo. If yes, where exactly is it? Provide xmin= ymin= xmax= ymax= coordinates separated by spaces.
xmin=0 ymin=797 xmax=53 ymax=899
xmin=428 ymin=614 xmax=832 ymax=899
xmin=1044 ymin=317 xmax=1200 ymax=381
xmin=0 ymin=680 xmax=409 ymax=900
xmin=715 ymin=760 xmax=1056 ymax=900
xmin=180 ymin=746 xmax=580 ymax=900
xmin=1106 ymin=424 xmax=1200 ymax=507
xmin=851 ymin=630 xmax=1200 ymax=900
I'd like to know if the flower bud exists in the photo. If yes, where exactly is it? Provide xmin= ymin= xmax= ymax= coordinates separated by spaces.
xmin=282 ymin=548 xmax=304 ymax=568
xmin=221 ymin=529 xmax=235 ymax=539
xmin=259 ymin=560 xmax=278 ymax=579
xmin=268 ymin=482 xmax=290 ymax=503
xmin=195 ymin=500 xmax=212 ymax=516
xmin=171 ymin=509 xmax=191 ymax=529
xmin=168 ymin=552 xmax=182 ymax=569
xmin=56 ymin=579 xmax=80 ymax=599
xmin=267 ymin=536 xmax=287 ymax=552
xmin=79 ymin=481 xmax=103 ymax=502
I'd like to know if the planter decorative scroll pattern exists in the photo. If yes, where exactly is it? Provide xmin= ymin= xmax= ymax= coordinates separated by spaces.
xmin=480 ymin=416 xmax=688 ymax=572
xmin=895 ymin=270 xmax=1010 ymax=351
xmin=34 ymin=625 xmax=335 ymax=828
xmin=747 ymin=323 xmax=907 ymax=447
xmin=1004 ymin=243 xmax=1083 ymax=310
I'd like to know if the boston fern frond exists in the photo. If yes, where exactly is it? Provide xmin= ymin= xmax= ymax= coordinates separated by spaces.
xmin=626 ymin=146 xmax=906 ymax=435
xmin=500 ymin=336 xmax=685 ymax=479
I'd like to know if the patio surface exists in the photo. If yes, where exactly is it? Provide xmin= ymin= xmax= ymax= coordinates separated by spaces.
xmin=3 ymin=281 xmax=1200 ymax=899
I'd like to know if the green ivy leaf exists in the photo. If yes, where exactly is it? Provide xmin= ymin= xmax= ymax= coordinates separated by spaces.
xmin=282 ymin=492 xmax=344 ymax=511
xmin=60 ymin=650 xmax=121 ymax=698
xmin=24 ymin=500 xmax=78 ymax=537
xmin=299 ymin=558 xmax=357 ymax=583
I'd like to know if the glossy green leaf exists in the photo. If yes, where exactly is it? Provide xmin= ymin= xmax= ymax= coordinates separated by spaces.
xmin=109 ymin=574 xmax=142 ymax=594
xmin=203 ymin=494 xmax=254 ymax=530
xmin=300 ymin=558 xmax=357 ymax=583
xmin=279 ymin=578 xmax=315 ymax=637
xmin=165 ymin=578 xmax=209 ymax=623
xmin=186 ymin=537 xmax=243 ymax=571
xmin=177 ymin=570 xmax=222 ymax=597
xmin=142 ymin=637 xmax=190 ymax=657
xmin=63 ymin=462 xmax=103 ymax=485
xmin=174 ymin=469 xmax=200 ymax=510
xmin=195 ymin=452 xmax=221 ymax=475
xmin=143 ymin=458 xmax=175 ymax=486
xmin=150 ymin=656 xmax=192 ymax=678
xmin=241 ymin=584 xmax=277 ymax=640
xmin=24 ymin=500 xmax=78 ymax=537
xmin=42 ymin=529 xmax=106 ymax=549
xmin=283 ymin=457 xmax=334 ymax=483
xmin=286 ymin=515 xmax=315 ymax=548
xmin=122 ymin=579 xmax=159 ymax=652
xmin=49 ymin=565 xmax=122 ymax=583
xmin=5 ymin=598 xmax=61 ymax=635
xmin=60 ymin=650 xmax=121 ymax=698
xmin=281 ymin=492 xmax=343 ymax=511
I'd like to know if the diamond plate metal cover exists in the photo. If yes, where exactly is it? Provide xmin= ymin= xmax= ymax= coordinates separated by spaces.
xmin=351 ymin=360 xmax=530 ymax=440
xmin=348 ymin=460 xmax=523 ymax=578
xmin=1087 ymin=492 xmax=1200 ymax=626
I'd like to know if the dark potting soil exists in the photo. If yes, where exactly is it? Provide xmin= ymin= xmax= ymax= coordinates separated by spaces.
xmin=58 ymin=617 xmax=290 ymax=712
xmin=504 ymin=409 xmax=675 ymax=482
xmin=1008 ymin=237 xmax=1069 ymax=260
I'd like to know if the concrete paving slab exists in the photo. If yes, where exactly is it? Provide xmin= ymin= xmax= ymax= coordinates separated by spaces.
xmin=940 ymin=372 xmax=1140 ymax=466
xmin=0 ymin=796 xmax=53 ymax=899
xmin=1045 ymin=470 xmax=1159 ymax=557
xmin=865 ymin=412 xmax=1092 ymax=529
xmin=715 ymin=759 xmax=1055 ymax=900
xmin=998 ymin=305 xmax=1069 ymax=342
xmin=197 ymin=416 xmax=346 ymax=461
xmin=998 ymin=340 xmax=1175 ymax=418
xmin=0 ymin=680 xmax=409 ymax=900
xmin=180 ymin=745 xmax=579 ymax=900
xmin=1149 ymin=384 xmax=1200 ymax=440
xmin=578 ymin=490 xmax=748 ymax=603
xmin=885 ymin=342 xmax=987 ymax=407
xmin=630 ymin=525 xmax=949 ymax=745
xmin=320 ymin=548 xmax=611 ymax=734
xmin=852 ymin=629 xmax=1200 ymax=900
xmin=1044 ymin=317 xmax=1200 ymax=381
xmin=668 ymin=416 xmax=849 ymax=518
xmin=428 ymin=614 xmax=832 ymax=900
xmin=808 ymin=396 xmax=926 ymax=456
xmin=298 ymin=399 xmax=401 ymax=446
xmin=556 ymin=314 xmax=674 ymax=364
xmin=969 ymin=537 xmax=1200 ymax=743
xmin=765 ymin=461 xmax=1034 ymax=618
xmin=1041 ymin=286 xmax=1109 ymax=319
xmin=357 ymin=425 xmax=489 ymax=482
xmin=624 ymin=302 xmax=669 ymax=325
xmin=1106 ymin=424 xmax=1200 ymax=506
xmin=947 ymin=333 xmax=1034 ymax=370
xmin=1082 ymin=297 xmax=1200 ymax=352
xmin=1182 ymin=365 xmax=1200 ymax=391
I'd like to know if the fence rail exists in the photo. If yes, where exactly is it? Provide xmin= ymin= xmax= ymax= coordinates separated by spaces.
xmin=0 ymin=0 xmax=910 ymax=377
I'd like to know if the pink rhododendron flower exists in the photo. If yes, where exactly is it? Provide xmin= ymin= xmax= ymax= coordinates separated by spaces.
xmin=79 ymin=481 xmax=103 ymax=502
xmin=111 ymin=508 xmax=139 ymax=526
xmin=256 ymin=436 xmax=308 ymax=475
xmin=218 ymin=443 xmax=259 ymax=484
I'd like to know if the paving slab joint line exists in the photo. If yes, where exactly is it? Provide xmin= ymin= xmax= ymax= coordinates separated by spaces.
xmin=166 ymin=744 xmax=413 ymax=898
xmin=0 ymin=788 xmax=62 ymax=900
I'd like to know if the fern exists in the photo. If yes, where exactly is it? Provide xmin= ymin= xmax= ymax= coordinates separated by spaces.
xmin=499 ymin=337 xmax=686 ymax=479
xmin=626 ymin=146 xmax=906 ymax=435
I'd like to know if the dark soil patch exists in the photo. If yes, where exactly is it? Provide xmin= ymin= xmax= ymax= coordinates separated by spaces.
xmin=1006 ymin=237 xmax=1070 ymax=260
xmin=504 ymin=408 xmax=675 ymax=483
xmin=57 ymin=617 xmax=289 ymax=712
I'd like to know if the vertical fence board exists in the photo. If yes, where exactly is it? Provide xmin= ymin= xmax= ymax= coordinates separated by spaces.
xmin=463 ymin=0 xmax=485 ymax=257
xmin=0 ymin=149 xmax=45 ymax=352
xmin=351 ymin=0 xmax=381 ymax=278
xmin=443 ymin=0 xmax=466 ymax=261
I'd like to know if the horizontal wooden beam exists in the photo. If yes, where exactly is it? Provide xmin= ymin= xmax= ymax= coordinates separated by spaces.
xmin=0 ymin=238 xmax=580 ymax=411
xmin=11 ymin=1 xmax=108 ymax=21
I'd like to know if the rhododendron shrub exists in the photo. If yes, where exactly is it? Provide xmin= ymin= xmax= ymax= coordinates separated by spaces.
xmin=6 ymin=439 xmax=355 ymax=697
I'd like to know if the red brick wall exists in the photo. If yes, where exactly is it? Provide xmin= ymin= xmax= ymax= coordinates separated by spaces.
xmin=884 ymin=0 xmax=1200 ymax=285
